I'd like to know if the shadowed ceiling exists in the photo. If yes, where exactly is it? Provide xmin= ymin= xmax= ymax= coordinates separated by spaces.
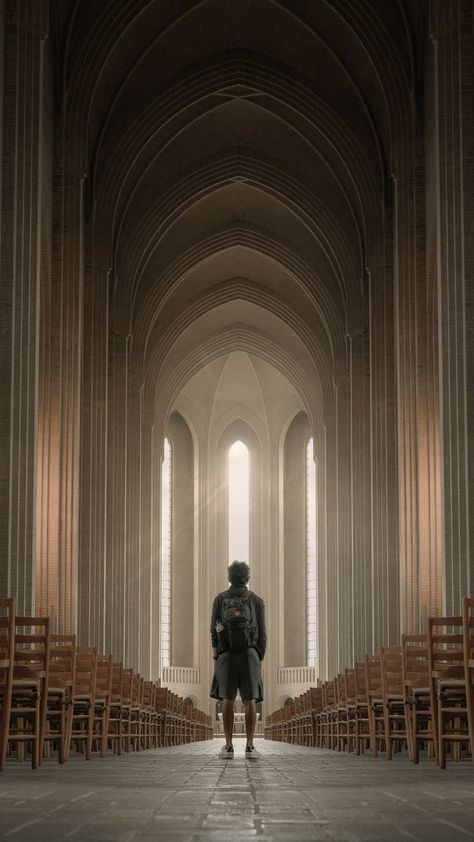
xmin=54 ymin=0 xmax=424 ymax=418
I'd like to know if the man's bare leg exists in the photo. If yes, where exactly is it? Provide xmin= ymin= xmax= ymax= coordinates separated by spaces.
xmin=244 ymin=699 xmax=256 ymax=747
xmin=222 ymin=699 xmax=234 ymax=747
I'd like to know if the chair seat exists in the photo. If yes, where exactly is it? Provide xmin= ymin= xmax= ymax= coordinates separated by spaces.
xmin=12 ymin=679 xmax=40 ymax=688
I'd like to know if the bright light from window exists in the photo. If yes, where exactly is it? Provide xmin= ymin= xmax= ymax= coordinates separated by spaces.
xmin=228 ymin=440 xmax=250 ymax=563
xmin=160 ymin=437 xmax=172 ymax=669
xmin=306 ymin=437 xmax=317 ymax=668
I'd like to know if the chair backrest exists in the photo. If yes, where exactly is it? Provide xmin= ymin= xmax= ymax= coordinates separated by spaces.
xmin=49 ymin=634 xmax=76 ymax=695
xmin=322 ymin=680 xmax=335 ymax=709
xmin=380 ymin=646 xmax=403 ymax=698
xmin=74 ymin=646 xmax=97 ymax=697
xmin=96 ymin=654 xmax=113 ymax=702
xmin=364 ymin=653 xmax=382 ymax=699
xmin=121 ymin=668 xmax=133 ymax=703
xmin=143 ymin=680 xmax=155 ymax=709
xmin=0 ymin=596 xmax=15 ymax=691
xmin=310 ymin=686 xmax=322 ymax=711
xmin=463 ymin=597 xmax=474 ymax=680
xmin=336 ymin=673 xmax=346 ymax=706
xmin=354 ymin=661 xmax=367 ymax=703
xmin=344 ymin=668 xmax=356 ymax=704
xmin=401 ymin=633 xmax=429 ymax=690
xmin=110 ymin=661 xmax=123 ymax=703
xmin=428 ymin=615 xmax=464 ymax=682
xmin=14 ymin=616 xmax=50 ymax=685
xmin=155 ymin=687 xmax=168 ymax=711
xmin=130 ymin=673 xmax=142 ymax=706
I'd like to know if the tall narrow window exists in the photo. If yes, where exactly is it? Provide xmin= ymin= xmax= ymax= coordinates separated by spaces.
xmin=228 ymin=440 xmax=250 ymax=563
xmin=306 ymin=436 xmax=317 ymax=667
xmin=160 ymin=436 xmax=172 ymax=669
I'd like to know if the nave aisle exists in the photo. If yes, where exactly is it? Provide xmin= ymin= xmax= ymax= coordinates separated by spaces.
xmin=0 ymin=740 xmax=473 ymax=841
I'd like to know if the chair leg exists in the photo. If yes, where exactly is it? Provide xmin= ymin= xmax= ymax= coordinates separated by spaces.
xmin=437 ymin=696 xmax=446 ymax=769
xmin=0 ymin=690 xmax=11 ymax=771
xmin=86 ymin=705 xmax=94 ymax=760
xmin=33 ymin=693 xmax=41 ymax=769
xmin=58 ymin=705 xmax=66 ymax=764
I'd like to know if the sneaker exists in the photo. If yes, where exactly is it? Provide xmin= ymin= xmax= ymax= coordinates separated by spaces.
xmin=220 ymin=745 xmax=234 ymax=758
xmin=245 ymin=744 xmax=260 ymax=759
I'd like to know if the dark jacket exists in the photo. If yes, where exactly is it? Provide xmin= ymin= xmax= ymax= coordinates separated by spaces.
xmin=210 ymin=586 xmax=267 ymax=660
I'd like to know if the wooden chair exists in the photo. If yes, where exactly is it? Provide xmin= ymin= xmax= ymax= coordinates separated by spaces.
xmin=354 ymin=661 xmax=370 ymax=754
xmin=44 ymin=634 xmax=76 ymax=763
xmin=463 ymin=596 xmax=474 ymax=763
xmin=174 ymin=694 xmax=184 ymax=745
xmin=344 ymin=668 xmax=357 ymax=752
xmin=380 ymin=645 xmax=406 ymax=759
xmin=277 ymin=706 xmax=286 ymax=743
xmin=70 ymin=646 xmax=97 ymax=760
xmin=129 ymin=672 xmax=142 ymax=751
xmin=141 ymin=681 xmax=155 ymax=749
xmin=309 ymin=686 xmax=322 ymax=747
xmin=155 ymin=687 xmax=171 ymax=747
xmin=0 ymin=597 xmax=15 ymax=770
xmin=428 ymin=614 xmax=468 ymax=768
xmin=401 ymin=633 xmax=432 ymax=763
xmin=320 ymin=680 xmax=335 ymax=749
xmin=152 ymin=683 xmax=164 ymax=747
xmin=182 ymin=701 xmax=192 ymax=744
xmin=10 ymin=616 xmax=50 ymax=768
xmin=93 ymin=654 xmax=113 ymax=756
xmin=120 ymin=667 xmax=133 ymax=751
xmin=172 ymin=692 xmax=181 ymax=745
xmin=108 ymin=661 xmax=124 ymax=754
xmin=285 ymin=699 xmax=295 ymax=743
xmin=365 ymin=653 xmax=384 ymax=757
xmin=335 ymin=673 xmax=349 ymax=751
xmin=300 ymin=690 xmax=311 ymax=746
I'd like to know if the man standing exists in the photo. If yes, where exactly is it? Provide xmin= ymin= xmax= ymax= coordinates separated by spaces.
xmin=210 ymin=560 xmax=266 ymax=759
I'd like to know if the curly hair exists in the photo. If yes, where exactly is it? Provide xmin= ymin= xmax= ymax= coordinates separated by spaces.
xmin=228 ymin=560 xmax=250 ymax=587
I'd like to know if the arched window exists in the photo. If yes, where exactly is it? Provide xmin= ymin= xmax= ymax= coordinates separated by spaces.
xmin=306 ymin=436 xmax=317 ymax=667
xmin=228 ymin=440 xmax=250 ymax=563
xmin=160 ymin=436 xmax=172 ymax=669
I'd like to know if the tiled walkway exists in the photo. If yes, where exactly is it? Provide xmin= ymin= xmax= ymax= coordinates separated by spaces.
xmin=0 ymin=740 xmax=473 ymax=841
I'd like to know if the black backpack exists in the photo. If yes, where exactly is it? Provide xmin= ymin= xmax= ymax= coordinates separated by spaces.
xmin=221 ymin=594 xmax=256 ymax=652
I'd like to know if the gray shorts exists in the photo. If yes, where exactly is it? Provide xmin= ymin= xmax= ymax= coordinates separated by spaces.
xmin=210 ymin=648 xmax=263 ymax=702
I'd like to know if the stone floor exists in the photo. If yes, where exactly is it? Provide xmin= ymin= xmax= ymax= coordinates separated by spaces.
xmin=0 ymin=740 xmax=473 ymax=841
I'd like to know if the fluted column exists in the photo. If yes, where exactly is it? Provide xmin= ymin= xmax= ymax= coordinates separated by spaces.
xmin=394 ymin=112 xmax=443 ymax=633
xmin=429 ymin=0 xmax=474 ymax=609
xmin=0 ymin=0 xmax=49 ymax=613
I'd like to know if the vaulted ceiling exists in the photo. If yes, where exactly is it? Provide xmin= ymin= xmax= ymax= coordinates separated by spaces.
xmin=54 ymin=0 xmax=424 ymax=421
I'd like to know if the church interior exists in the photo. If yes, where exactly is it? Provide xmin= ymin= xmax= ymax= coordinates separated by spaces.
xmin=0 ymin=1 xmax=473 ymax=840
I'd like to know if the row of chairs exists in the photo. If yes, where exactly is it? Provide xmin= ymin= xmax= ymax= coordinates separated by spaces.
xmin=265 ymin=596 xmax=474 ymax=769
xmin=0 ymin=597 xmax=212 ymax=770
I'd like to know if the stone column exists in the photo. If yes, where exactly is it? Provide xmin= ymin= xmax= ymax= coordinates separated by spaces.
xmin=393 ymin=114 xmax=442 ymax=633
xmin=429 ymin=0 xmax=474 ymax=609
xmin=0 ymin=0 xmax=49 ymax=612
